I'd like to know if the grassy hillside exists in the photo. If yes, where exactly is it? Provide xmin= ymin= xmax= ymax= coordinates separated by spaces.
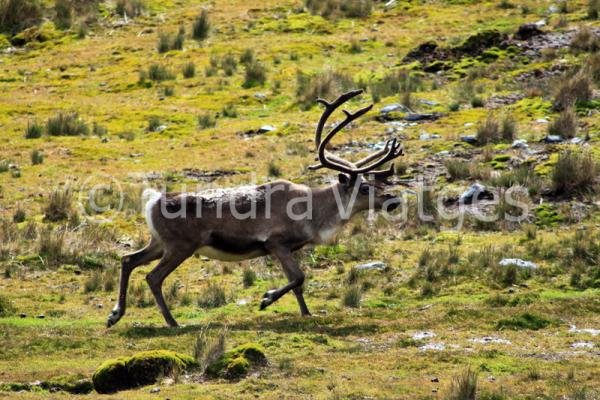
xmin=1 ymin=0 xmax=600 ymax=398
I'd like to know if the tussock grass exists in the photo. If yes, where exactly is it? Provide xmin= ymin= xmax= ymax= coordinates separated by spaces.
xmin=242 ymin=268 xmax=256 ymax=287
xmin=182 ymin=62 xmax=196 ymax=78
xmin=447 ymin=367 xmax=478 ymax=400
xmin=197 ymin=282 xmax=227 ymax=309
xmin=242 ymin=60 xmax=266 ymax=88
xmin=0 ymin=0 xmax=42 ymax=34
xmin=46 ymin=112 xmax=89 ymax=136
xmin=548 ymin=107 xmax=577 ymax=138
xmin=44 ymin=187 xmax=74 ymax=222
xmin=192 ymin=10 xmax=209 ymax=41
xmin=24 ymin=121 xmax=42 ymax=139
xmin=570 ymin=26 xmax=600 ymax=52
xmin=342 ymin=285 xmax=362 ymax=307
xmin=198 ymin=113 xmax=216 ymax=129
xmin=476 ymin=113 xmax=517 ymax=145
xmin=552 ymin=149 xmax=598 ymax=195
xmin=193 ymin=326 xmax=227 ymax=373
xmin=115 ymin=0 xmax=145 ymax=17
xmin=445 ymin=160 xmax=470 ymax=181
xmin=305 ymin=0 xmax=373 ymax=19
xmin=30 ymin=149 xmax=43 ymax=165
xmin=553 ymin=71 xmax=593 ymax=111
xmin=590 ymin=0 xmax=600 ymax=19
xmin=296 ymin=70 xmax=353 ymax=109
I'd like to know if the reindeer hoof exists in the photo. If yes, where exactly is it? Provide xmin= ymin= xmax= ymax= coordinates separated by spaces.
xmin=259 ymin=290 xmax=277 ymax=310
xmin=106 ymin=309 xmax=122 ymax=328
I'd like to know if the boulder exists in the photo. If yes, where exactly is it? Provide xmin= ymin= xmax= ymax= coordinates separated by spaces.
xmin=514 ymin=23 xmax=544 ymax=40
xmin=92 ymin=350 xmax=197 ymax=394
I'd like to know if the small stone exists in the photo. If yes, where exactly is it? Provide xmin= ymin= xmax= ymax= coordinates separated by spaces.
xmin=258 ymin=125 xmax=276 ymax=133
xmin=101 ymin=137 xmax=109 ymax=143
xmin=155 ymin=125 xmax=167 ymax=132
xmin=19 ymin=313 xmax=27 ymax=318
xmin=36 ymin=314 xmax=45 ymax=319
xmin=431 ymin=377 xmax=440 ymax=382
xmin=96 ymin=304 xmax=103 ymax=309
xmin=380 ymin=103 xmax=411 ymax=114
xmin=149 ymin=387 xmax=160 ymax=393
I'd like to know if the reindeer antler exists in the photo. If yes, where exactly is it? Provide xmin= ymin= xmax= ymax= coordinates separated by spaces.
xmin=309 ymin=89 xmax=403 ymax=181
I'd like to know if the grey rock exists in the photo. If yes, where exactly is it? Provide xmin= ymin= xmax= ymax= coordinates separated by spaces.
xmin=460 ymin=183 xmax=493 ymax=204
xmin=461 ymin=135 xmax=478 ymax=145
xmin=258 ymin=125 xmax=276 ymax=133
xmin=380 ymin=103 xmax=411 ymax=114
xmin=149 ymin=387 xmax=160 ymax=393
xmin=512 ymin=139 xmax=528 ymax=149
xmin=420 ymin=99 xmax=438 ymax=106
xmin=543 ymin=135 xmax=563 ymax=143
xmin=570 ymin=137 xmax=584 ymax=145
xmin=355 ymin=261 xmax=386 ymax=271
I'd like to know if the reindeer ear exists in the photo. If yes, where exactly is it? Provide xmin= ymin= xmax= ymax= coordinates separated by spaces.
xmin=338 ymin=173 xmax=352 ymax=186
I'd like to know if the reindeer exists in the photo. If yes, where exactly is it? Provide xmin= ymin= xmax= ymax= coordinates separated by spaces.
xmin=107 ymin=90 xmax=403 ymax=328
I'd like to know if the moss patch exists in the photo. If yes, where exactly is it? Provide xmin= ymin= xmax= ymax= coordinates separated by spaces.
xmin=206 ymin=343 xmax=267 ymax=380
xmin=92 ymin=350 xmax=197 ymax=394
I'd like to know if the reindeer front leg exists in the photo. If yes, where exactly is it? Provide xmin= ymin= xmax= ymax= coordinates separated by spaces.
xmin=260 ymin=244 xmax=311 ymax=316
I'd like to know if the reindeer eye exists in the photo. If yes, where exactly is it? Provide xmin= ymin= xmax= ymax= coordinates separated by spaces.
xmin=359 ymin=184 xmax=370 ymax=195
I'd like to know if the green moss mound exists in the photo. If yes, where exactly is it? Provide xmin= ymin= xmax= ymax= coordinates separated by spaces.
xmin=206 ymin=343 xmax=267 ymax=380
xmin=496 ymin=312 xmax=552 ymax=331
xmin=92 ymin=350 xmax=197 ymax=394
xmin=0 ymin=375 xmax=92 ymax=394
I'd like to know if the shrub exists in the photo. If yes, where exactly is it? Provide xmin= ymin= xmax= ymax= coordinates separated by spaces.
xmin=296 ymin=70 xmax=353 ymax=109
xmin=221 ymin=53 xmax=237 ymax=76
xmin=445 ymin=160 xmax=470 ymax=181
xmin=342 ymin=285 xmax=362 ymax=308
xmin=553 ymin=72 xmax=594 ymax=111
xmin=31 ymin=149 xmax=43 ymax=165
xmin=25 ymin=121 xmax=43 ymax=138
xmin=92 ymin=350 xmax=197 ymax=394
xmin=53 ymin=0 xmax=72 ymax=30
xmin=496 ymin=312 xmax=551 ymax=330
xmin=590 ymin=0 xmax=600 ymax=19
xmin=192 ymin=10 xmax=209 ymax=41
xmin=0 ymin=0 xmax=42 ymax=34
xmin=46 ymin=112 xmax=89 ymax=136
xmin=197 ymin=282 xmax=227 ymax=308
xmin=182 ymin=62 xmax=195 ymax=78
xmin=242 ymin=60 xmax=266 ymax=88
xmin=470 ymin=96 xmax=485 ymax=108
xmin=242 ymin=268 xmax=256 ymax=287
xmin=115 ymin=0 xmax=144 ymax=17
xmin=92 ymin=122 xmax=107 ymax=136
xmin=162 ymin=86 xmax=174 ymax=97
xmin=447 ymin=367 xmax=478 ymax=400
xmin=500 ymin=113 xmax=517 ymax=141
xmin=198 ymin=113 xmax=216 ymax=129
xmin=147 ymin=64 xmax=174 ymax=81
xmin=548 ymin=107 xmax=577 ymax=138
xmin=38 ymin=227 xmax=65 ymax=264
xmin=369 ymin=69 xmax=422 ymax=100
xmin=552 ymin=149 xmax=598 ymax=194
xmin=585 ymin=53 xmax=600 ymax=83
xmin=44 ymin=187 xmax=73 ymax=221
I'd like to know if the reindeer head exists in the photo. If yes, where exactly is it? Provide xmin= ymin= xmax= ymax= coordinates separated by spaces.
xmin=309 ymin=90 xmax=404 ymax=215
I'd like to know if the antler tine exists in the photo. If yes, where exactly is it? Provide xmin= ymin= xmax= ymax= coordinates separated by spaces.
xmin=314 ymin=89 xmax=365 ymax=150
xmin=348 ymin=138 xmax=403 ymax=175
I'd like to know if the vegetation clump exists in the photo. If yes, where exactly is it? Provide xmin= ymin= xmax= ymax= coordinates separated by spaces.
xmin=92 ymin=350 xmax=197 ymax=394
xmin=304 ymin=0 xmax=373 ymax=19
xmin=476 ymin=113 xmax=516 ymax=145
xmin=205 ymin=343 xmax=267 ymax=380
xmin=496 ymin=312 xmax=552 ymax=331
xmin=296 ymin=70 xmax=353 ymax=109
xmin=0 ymin=0 xmax=42 ymax=35
xmin=192 ymin=10 xmax=210 ymax=41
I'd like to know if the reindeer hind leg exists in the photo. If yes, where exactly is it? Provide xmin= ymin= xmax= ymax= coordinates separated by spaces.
xmin=107 ymin=238 xmax=163 ymax=327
